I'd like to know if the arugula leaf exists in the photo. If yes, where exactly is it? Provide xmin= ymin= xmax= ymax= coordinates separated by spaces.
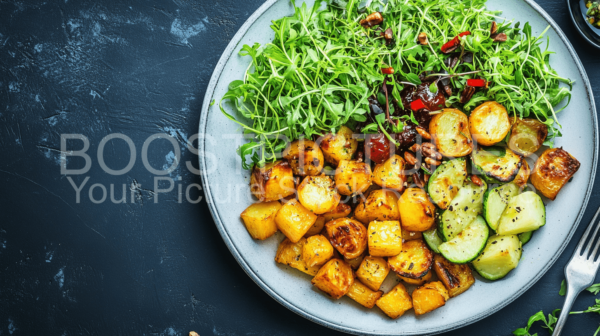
xmin=559 ymin=280 xmax=600 ymax=296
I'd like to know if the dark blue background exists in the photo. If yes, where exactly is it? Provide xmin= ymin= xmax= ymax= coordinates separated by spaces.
xmin=0 ymin=0 xmax=599 ymax=335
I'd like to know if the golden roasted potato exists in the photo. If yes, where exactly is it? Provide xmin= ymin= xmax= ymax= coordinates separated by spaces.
xmin=375 ymin=283 xmax=413 ymax=319
xmin=469 ymin=101 xmax=511 ymax=146
xmin=513 ymin=159 xmax=531 ymax=189
xmin=398 ymin=270 xmax=432 ymax=286
xmin=326 ymin=218 xmax=368 ymax=259
xmin=303 ymin=234 xmax=335 ymax=267
xmin=275 ymin=198 xmax=318 ymax=243
xmin=372 ymin=155 xmax=407 ymax=192
xmin=275 ymin=238 xmax=321 ymax=276
xmin=282 ymin=139 xmax=324 ymax=176
xmin=304 ymin=216 xmax=326 ymax=237
xmin=398 ymin=188 xmax=436 ymax=232
xmin=297 ymin=175 xmax=341 ymax=214
xmin=412 ymin=281 xmax=449 ymax=315
xmin=250 ymin=161 xmax=295 ymax=202
xmin=311 ymin=258 xmax=354 ymax=299
xmin=354 ymin=189 xmax=400 ymax=225
xmin=429 ymin=108 xmax=473 ymax=157
xmin=356 ymin=256 xmax=390 ymax=291
xmin=433 ymin=254 xmax=475 ymax=298
xmin=508 ymin=118 xmax=548 ymax=157
xmin=368 ymin=220 xmax=403 ymax=257
xmin=402 ymin=230 xmax=423 ymax=241
xmin=320 ymin=126 xmax=358 ymax=167
xmin=334 ymin=160 xmax=373 ymax=196
xmin=344 ymin=251 xmax=367 ymax=270
xmin=531 ymin=148 xmax=580 ymax=200
xmin=388 ymin=239 xmax=433 ymax=279
xmin=321 ymin=203 xmax=352 ymax=222
xmin=346 ymin=279 xmax=384 ymax=309
xmin=240 ymin=201 xmax=281 ymax=240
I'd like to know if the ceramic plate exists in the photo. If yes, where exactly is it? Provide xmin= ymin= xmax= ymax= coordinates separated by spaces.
xmin=199 ymin=1 xmax=598 ymax=334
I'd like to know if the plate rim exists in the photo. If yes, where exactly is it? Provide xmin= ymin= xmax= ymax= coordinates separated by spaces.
xmin=198 ymin=0 xmax=598 ymax=334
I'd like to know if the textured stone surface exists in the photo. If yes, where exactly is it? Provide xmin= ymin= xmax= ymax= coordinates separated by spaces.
xmin=0 ymin=0 xmax=599 ymax=335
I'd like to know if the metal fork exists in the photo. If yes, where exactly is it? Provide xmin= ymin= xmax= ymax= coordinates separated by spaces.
xmin=554 ymin=206 xmax=600 ymax=335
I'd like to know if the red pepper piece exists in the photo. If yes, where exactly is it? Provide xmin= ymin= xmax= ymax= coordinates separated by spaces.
xmin=441 ymin=31 xmax=471 ymax=53
xmin=381 ymin=67 xmax=395 ymax=74
xmin=467 ymin=79 xmax=487 ymax=87
xmin=410 ymin=99 xmax=426 ymax=111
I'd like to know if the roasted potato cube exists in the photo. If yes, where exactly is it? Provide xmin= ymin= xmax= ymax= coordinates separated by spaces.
xmin=433 ymin=254 xmax=475 ymax=298
xmin=513 ymin=159 xmax=531 ymax=188
xmin=508 ymin=118 xmax=548 ymax=157
xmin=344 ymin=251 xmax=367 ymax=270
xmin=469 ymin=101 xmax=511 ymax=146
xmin=368 ymin=220 xmax=403 ymax=257
xmin=282 ymin=139 xmax=324 ymax=176
xmin=429 ymin=108 xmax=473 ymax=157
xmin=321 ymin=203 xmax=352 ymax=223
xmin=297 ymin=175 xmax=341 ymax=214
xmin=275 ymin=198 xmax=318 ymax=243
xmin=311 ymin=258 xmax=354 ymax=299
xmin=320 ymin=126 xmax=358 ymax=167
xmin=250 ymin=161 xmax=295 ymax=202
xmin=346 ymin=279 xmax=384 ymax=308
xmin=302 ymin=234 xmax=335 ymax=267
xmin=531 ymin=148 xmax=580 ymax=200
xmin=354 ymin=189 xmax=400 ymax=225
xmin=412 ymin=281 xmax=449 ymax=315
xmin=335 ymin=160 xmax=373 ymax=196
xmin=375 ymin=283 xmax=413 ymax=319
xmin=401 ymin=230 xmax=423 ymax=241
xmin=240 ymin=201 xmax=282 ymax=240
xmin=398 ymin=188 xmax=436 ymax=232
xmin=304 ymin=216 xmax=326 ymax=237
xmin=398 ymin=270 xmax=432 ymax=286
xmin=326 ymin=218 xmax=368 ymax=259
xmin=356 ymin=256 xmax=390 ymax=291
xmin=275 ymin=238 xmax=321 ymax=276
xmin=372 ymin=155 xmax=407 ymax=192
xmin=388 ymin=239 xmax=433 ymax=279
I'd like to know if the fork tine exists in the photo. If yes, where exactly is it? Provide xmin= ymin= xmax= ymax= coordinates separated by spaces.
xmin=576 ymin=206 xmax=600 ymax=256
xmin=583 ymin=218 xmax=600 ymax=259
xmin=591 ymin=237 xmax=600 ymax=264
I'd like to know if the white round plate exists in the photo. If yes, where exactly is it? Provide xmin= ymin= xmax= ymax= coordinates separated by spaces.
xmin=199 ymin=1 xmax=598 ymax=334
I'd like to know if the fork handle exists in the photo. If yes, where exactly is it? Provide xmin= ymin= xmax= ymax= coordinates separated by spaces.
xmin=554 ymin=285 xmax=581 ymax=336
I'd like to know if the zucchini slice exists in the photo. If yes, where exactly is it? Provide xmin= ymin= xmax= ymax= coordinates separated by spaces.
xmin=427 ymin=159 xmax=468 ymax=210
xmin=472 ymin=234 xmax=522 ymax=280
xmin=496 ymin=191 xmax=546 ymax=235
xmin=423 ymin=228 xmax=444 ymax=254
xmin=471 ymin=146 xmax=522 ymax=183
xmin=519 ymin=231 xmax=533 ymax=245
xmin=439 ymin=216 xmax=489 ymax=264
xmin=438 ymin=178 xmax=488 ymax=241
xmin=483 ymin=183 xmax=520 ymax=231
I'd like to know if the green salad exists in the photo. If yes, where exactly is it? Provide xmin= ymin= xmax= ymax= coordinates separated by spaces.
xmin=220 ymin=0 xmax=573 ymax=169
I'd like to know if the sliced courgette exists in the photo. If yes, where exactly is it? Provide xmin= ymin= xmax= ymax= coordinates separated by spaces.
xmin=519 ymin=231 xmax=533 ymax=245
xmin=439 ymin=216 xmax=489 ymax=264
xmin=472 ymin=234 xmax=522 ymax=280
xmin=483 ymin=183 xmax=520 ymax=231
xmin=471 ymin=146 xmax=522 ymax=183
xmin=423 ymin=228 xmax=444 ymax=254
xmin=438 ymin=177 xmax=487 ymax=241
xmin=496 ymin=191 xmax=546 ymax=235
xmin=427 ymin=159 xmax=467 ymax=210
